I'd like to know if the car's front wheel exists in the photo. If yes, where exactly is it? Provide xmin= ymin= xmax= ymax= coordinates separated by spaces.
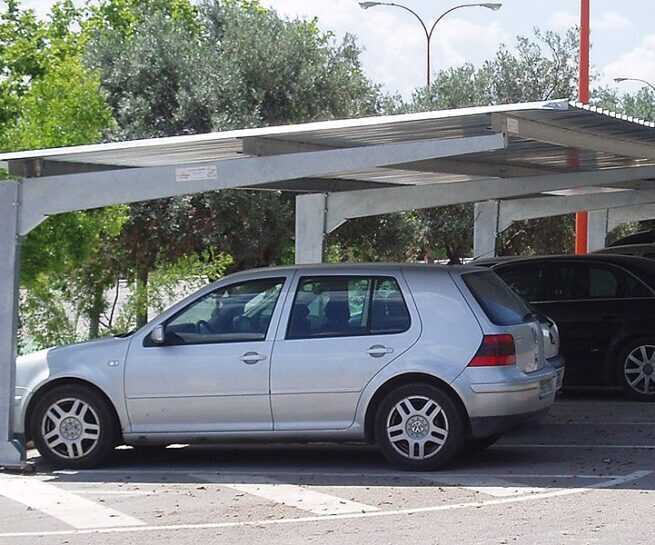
xmin=31 ymin=384 xmax=118 ymax=468
xmin=618 ymin=340 xmax=655 ymax=402
xmin=375 ymin=383 xmax=466 ymax=470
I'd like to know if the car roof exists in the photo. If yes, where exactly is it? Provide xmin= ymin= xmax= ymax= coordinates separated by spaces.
xmin=595 ymin=244 xmax=655 ymax=253
xmin=224 ymin=262 xmax=485 ymax=280
xmin=475 ymin=253 xmax=655 ymax=270
xmin=609 ymin=229 xmax=655 ymax=246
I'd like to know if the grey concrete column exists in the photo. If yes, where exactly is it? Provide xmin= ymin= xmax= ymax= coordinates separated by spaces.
xmin=473 ymin=200 xmax=500 ymax=258
xmin=295 ymin=193 xmax=327 ymax=264
xmin=587 ymin=208 xmax=609 ymax=252
xmin=0 ymin=181 xmax=25 ymax=467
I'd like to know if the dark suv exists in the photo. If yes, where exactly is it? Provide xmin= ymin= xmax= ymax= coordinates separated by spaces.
xmin=474 ymin=254 xmax=655 ymax=401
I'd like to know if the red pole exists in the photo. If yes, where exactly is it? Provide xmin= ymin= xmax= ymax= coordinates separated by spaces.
xmin=575 ymin=0 xmax=590 ymax=254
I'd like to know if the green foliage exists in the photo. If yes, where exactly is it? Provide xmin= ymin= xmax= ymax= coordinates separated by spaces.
xmin=84 ymin=0 xmax=382 ymax=324
xmin=114 ymin=250 xmax=233 ymax=332
xmin=0 ymin=0 xmax=84 ymax=128
xmin=0 ymin=56 xmax=114 ymax=150
xmin=594 ymin=86 xmax=655 ymax=122
xmin=330 ymin=213 xmax=421 ymax=263
xmin=381 ymin=27 xmax=581 ymax=261
xmin=85 ymin=0 xmax=200 ymax=39
xmin=19 ymin=276 xmax=80 ymax=351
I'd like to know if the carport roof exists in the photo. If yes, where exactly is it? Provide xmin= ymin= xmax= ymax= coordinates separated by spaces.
xmin=4 ymin=98 xmax=655 ymax=192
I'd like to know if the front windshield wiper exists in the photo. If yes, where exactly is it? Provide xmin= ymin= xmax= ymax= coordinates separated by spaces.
xmin=114 ymin=330 xmax=136 ymax=338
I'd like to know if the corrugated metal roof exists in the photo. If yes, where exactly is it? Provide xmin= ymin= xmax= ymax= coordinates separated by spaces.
xmin=3 ymin=99 xmax=655 ymax=192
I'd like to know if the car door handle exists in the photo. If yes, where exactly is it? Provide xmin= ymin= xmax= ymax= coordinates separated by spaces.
xmin=240 ymin=352 xmax=267 ymax=365
xmin=367 ymin=345 xmax=394 ymax=358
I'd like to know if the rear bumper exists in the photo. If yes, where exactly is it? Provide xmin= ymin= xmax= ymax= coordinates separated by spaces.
xmin=452 ymin=364 xmax=558 ymax=439
xmin=470 ymin=408 xmax=549 ymax=438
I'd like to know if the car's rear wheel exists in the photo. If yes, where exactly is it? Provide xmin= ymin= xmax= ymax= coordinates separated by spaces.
xmin=31 ymin=384 xmax=118 ymax=468
xmin=618 ymin=339 xmax=655 ymax=401
xmin=375 ymin=383 xmax=466 ymax=470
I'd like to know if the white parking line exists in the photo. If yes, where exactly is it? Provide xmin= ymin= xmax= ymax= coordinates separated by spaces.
xmin=0 ymin=474 xmax=145 ymax=530
xmin=0 ymin=471 xmax=649 ymax=539
xmin=191 ymin=473 xmax=379 ymax=515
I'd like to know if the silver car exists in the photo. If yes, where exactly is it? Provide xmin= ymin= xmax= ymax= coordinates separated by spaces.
xmin=14 ymin=264 xmax=560 ymax=470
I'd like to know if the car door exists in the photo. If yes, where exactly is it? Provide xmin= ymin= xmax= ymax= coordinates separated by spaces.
xmin=124 ymin=276 xmax=289 ymax=433
xmin=270 ymin=272 xmax=421 ymax=430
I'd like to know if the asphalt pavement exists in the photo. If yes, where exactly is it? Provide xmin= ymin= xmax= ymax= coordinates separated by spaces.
xmin=1 ymin=391 xmax=654 ymax=545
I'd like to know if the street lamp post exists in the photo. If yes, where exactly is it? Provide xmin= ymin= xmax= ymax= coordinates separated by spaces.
xmin=614 ymin=77 xmax=655 ymax=94
xmin=359 ymin=2 xmax=502 ymax=89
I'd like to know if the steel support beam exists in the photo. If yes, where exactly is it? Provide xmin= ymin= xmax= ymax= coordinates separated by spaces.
xmin=473 ymin=201 xmax=500 ymax=258
xmin=0 ymin=182 xmax=24 ymax=467
xmin=19 ymin=133 xmax=506 ymax=235
xmin=608 ymin=203 xmax=655 ymax=231
xmin=587 ymin=209 xmax=609 ymax=251
xmin=325 ymin=166 xmax=655 ymax=233
xmin=497 ymin=189 xmax=655 ymax=231
xmin=295 ymin=194 xmax=327 ymax=264
xmin=494 ymin=114 xmax=655 ymax=161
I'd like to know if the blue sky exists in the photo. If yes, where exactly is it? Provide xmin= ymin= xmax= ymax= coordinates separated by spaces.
xmin=6 ymin=0 xmax=655 ymax=97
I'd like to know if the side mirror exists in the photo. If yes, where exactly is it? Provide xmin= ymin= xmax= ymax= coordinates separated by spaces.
xmin=150 ymin=325 xmax=167 ymax=345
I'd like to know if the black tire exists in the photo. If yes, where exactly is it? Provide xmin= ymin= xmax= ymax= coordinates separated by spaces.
xmin=31 ymin=384 xmax=119 ymax=469
xmin=375 ymin=383 xmax=466 ymax=471
xmin=617 ymin=339 xmax=655 ymax=402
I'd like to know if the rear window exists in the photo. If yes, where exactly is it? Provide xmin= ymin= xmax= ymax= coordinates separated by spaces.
xmin=463 ymin=271 xmax=532 ymax=326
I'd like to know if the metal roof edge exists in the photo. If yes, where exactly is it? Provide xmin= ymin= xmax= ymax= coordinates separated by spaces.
xmin=569 ymin=101 xmax=655 ymax=128
xmin=0 ymin=99 xmax=571 ymax=162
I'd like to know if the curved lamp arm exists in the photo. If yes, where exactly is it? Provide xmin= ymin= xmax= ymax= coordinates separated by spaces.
xmin=614 ymin=77 xmax=655 ymax=94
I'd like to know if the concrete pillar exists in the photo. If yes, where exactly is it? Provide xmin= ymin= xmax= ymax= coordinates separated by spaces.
xmin=587 ymin=208 xmax=609 ymax=252
xmin=473 ymin=200 xmax=500 ymax=258
xmin=0 ymin=181 xmax=25 ymax=467
xmin=295 ymin=193 xmax=327 ymax=264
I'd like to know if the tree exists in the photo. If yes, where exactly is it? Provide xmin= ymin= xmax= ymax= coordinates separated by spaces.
xmin=0 ymin=0 xmax=84 ymax=128
xmin=0 ymin=1 xmax=125 ymax=346
xmin=85 ymin=0 xmax=384 ymax=324
xmin=386 ymin=27 xmax=581 ymax=260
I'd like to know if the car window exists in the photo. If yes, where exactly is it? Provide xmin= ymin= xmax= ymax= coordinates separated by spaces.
xmin=166 ymin=278 xmax=285 ymax=345
xmin=370 ymin=278 xmax=411 ymax=334
xmin=543 ymin=263 xmax=581 ymax=300
xmin=542 ymin=262 xmax=652 ymax=301
xmin=287 ymin=276 xmax=410 ymax=339
xmin=588 ymin=266 xmax=618 ymax=298
xmin=495 ymin=264 xmax=545 ymax=301
xmin=463 ymin=271 xmax=531 ymax=326
xmin=589 ymin=265 xmax=652 ymax=298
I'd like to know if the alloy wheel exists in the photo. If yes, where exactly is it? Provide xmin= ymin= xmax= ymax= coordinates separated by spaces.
xmin=41 ymin=397 xmax=101 ymax=460
xmin=386 ymin=395 xmax=449 ymax=461
xmin=624 ymin=345 xmax=655 ymax=396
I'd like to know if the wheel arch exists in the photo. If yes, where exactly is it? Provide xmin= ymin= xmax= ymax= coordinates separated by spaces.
xmin=363 ymin=372 xmax=470 ymax=444
xmin=25 ymin=377 xmax=123 ymax=443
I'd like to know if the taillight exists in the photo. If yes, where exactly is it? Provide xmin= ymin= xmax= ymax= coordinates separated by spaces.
xmin=469 ymin=334 xmax=516 ymax=367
